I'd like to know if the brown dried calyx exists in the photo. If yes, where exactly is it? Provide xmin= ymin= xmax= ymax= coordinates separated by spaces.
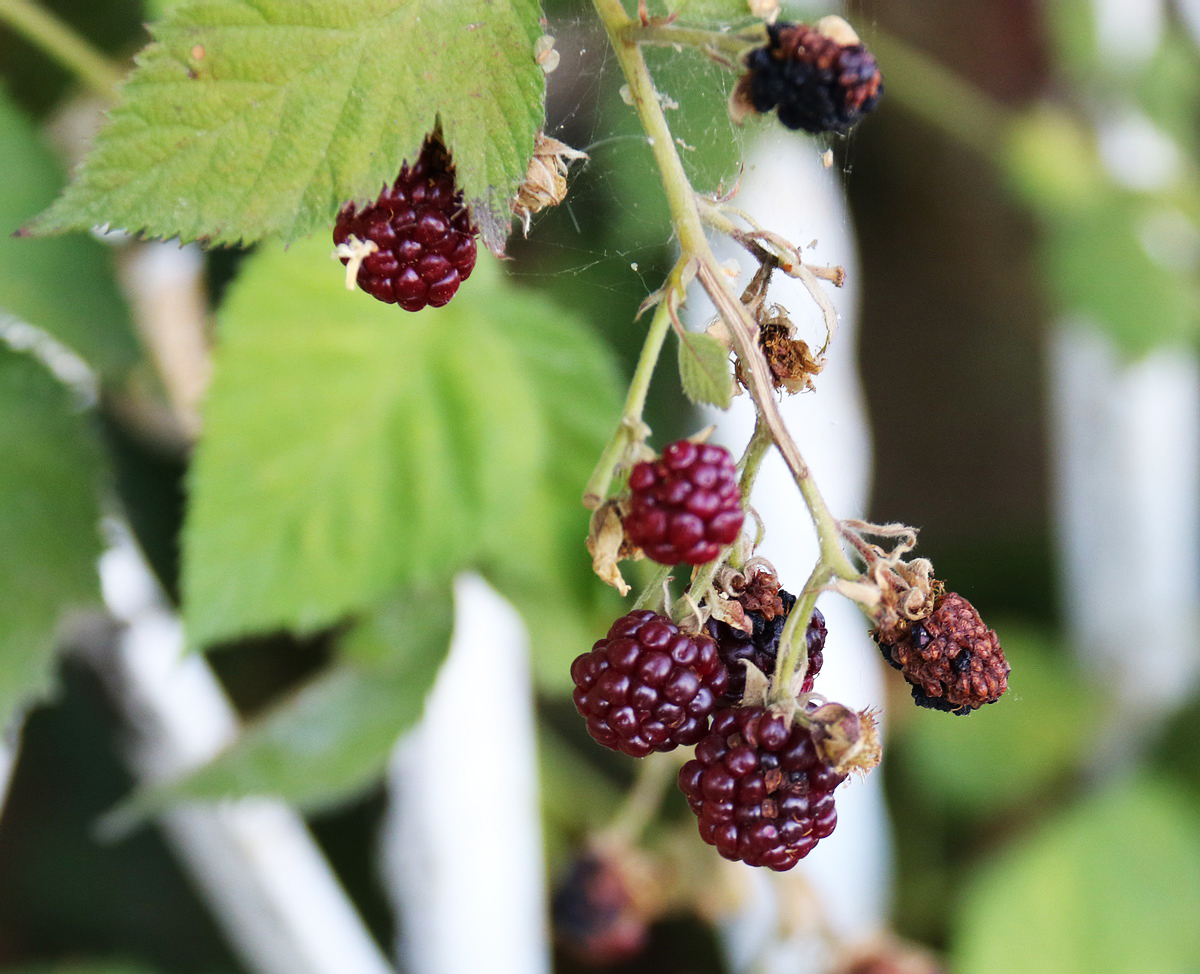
xmin=806 ymin=702 xmax=882 ymax=776
xmin=735 ymin=304 xmax=825 ymax=394
xmin=512 ymin=132 xmax=588 ymax=235
xmin=875 ymin=591 xmax=1010 ymax=715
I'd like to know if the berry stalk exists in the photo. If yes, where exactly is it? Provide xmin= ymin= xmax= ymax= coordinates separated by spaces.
xmin=0 ymin=0 xmax=123 ymax=97
xmin=591 ymin=0 xmax=858 ymax=589
xmin=584 ymin=258 xmax=691 ymax=508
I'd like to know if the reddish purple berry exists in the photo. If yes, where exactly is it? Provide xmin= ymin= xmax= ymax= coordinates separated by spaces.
xmin=875 ymin=591 xmax=1009 ymax=715
xmin=708 ymin=593 xmax=827 ymax=705
xmin=679 ymin=706 xmax=848 ymax=870
xmin=623 ymin=440 xmax=744 ymax=565
xmin=570 ymin=610 xmax=728 ymax=758
xmin=333 ymin=138 xmax=477 ymax=311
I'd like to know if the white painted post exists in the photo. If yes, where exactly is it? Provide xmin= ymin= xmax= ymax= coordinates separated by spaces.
xmin=381 ymin=574 xmax=550 ymax=974
xmin=92 ymin=525 xmax=395 ymax=974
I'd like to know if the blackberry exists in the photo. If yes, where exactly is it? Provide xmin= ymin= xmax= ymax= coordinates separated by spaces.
xmin=707 ymin=592 xmax=827 ymax=705
xmin=678 ymin=706 xmax=848 ymax=870
xmin=333 ymin=138 xmax=477 ymax=311
xmin=552 ymin=852 xmax=648 ymax=964
xmin=875 ymin=592 xmax=1010 ymax=715
xmin=741 ymin=20 xmax=882 ymax=134
xmin=571 ymin=610 xmax=728 ymax=757
xmin=623 ymin=440 xmax=744 ymax=566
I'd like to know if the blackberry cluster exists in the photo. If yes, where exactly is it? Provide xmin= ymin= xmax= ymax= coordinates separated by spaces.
xmin=570 ymin=610 xmax=728 ymax=757
xmin=678 ymin=706 xmax=848 ymax=870
xmin=333 ymin=138 xmax=477 ymax=311
xmin=707 ymin=591 xmax=827 ymax=705
xmin=743 ymin=22 xmax=882 ymax=134
xmin=875 ymin=592 xmax=1010 ymax=715
xmin=623 ymin=440 xmax=744 ymax=566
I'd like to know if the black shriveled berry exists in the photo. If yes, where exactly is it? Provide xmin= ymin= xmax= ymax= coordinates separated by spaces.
xmin=743 ymin=22 xmax=882 ymax=134
xmin=874 ymin=592 xmax=1009 ymax=715
xmin=333 ymin=138 xmax=477 ymax=311
xmin=678 ymin=706 xmax=848 ymax=870
xmin=708 ymin=593 xmax=827 ymax=705
xmin=551 ymin=852 xmax=647 ymax=965
xmin=623 ymin=440 xmax=744 ymax=566
xmin=571 ymin=610 xmax=728 ymax=757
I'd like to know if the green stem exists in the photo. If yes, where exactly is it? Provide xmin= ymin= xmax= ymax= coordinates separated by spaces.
xmin=736 ymin=411 xmax=773 ymax=499
xmin=768 ymin=561 xmax=829 ymax=706
xmin=632 ymin=562 xmax=674 ymax=612
xmin=602 ymin=751 xmax=679 ymax=844
xmin=626 ymin=22 xmax=762 ymax=62
xmin=593 ymin=0 xmax=859 ymax=602
xmin=583 ymin=260 xmax=689 ymax=507
xmin=0 ymin=0 xmax=123 ymax=97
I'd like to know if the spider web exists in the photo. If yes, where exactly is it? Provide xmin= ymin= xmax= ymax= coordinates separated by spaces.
xmin=504 ymin=1 xmax=872 ymax=322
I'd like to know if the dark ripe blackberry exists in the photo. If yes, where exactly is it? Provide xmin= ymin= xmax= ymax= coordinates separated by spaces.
xmin=875 ymin=592 xmax=1010 ymax=715
xmin=623 ymin=440 xmax=744 ymax=566
xmin=333 ymin=138 xmax=477 ymax=311
xmin=570 ymin=610 xmax=728 ymax=757
xmin=708 ymin=593 xmax=827 ymax=705
xmin=678 ymin=706 xmax=848 ymax=870
xmin=745 ymin=21 xmax=882 ymax=134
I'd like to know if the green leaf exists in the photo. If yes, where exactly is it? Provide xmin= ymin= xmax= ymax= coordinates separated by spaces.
xmin=114 ymin=589 xmax=452 ymax=818
xmin=0 ymin=85 xmax=137 ymax=378
xmin=677 ymin=330 xmax=733 ymax=409
xmin=0 ymin=348 xmax=103 ymax=726
xmin=29 ymin=0 xmax=545 ymax=251
xmin=951 ymin=777 xmax=1200 ymax=974
xmin=1045 ymin=194 xmax=1200 ymax=354
xmin=182 ymin=238 xmax=545 ymax=647
xmin=472 ymin=276 xmax=625 ymax=691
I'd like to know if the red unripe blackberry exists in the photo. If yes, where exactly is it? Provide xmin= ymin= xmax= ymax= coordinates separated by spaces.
xmin=571 ymin=610 xmax=728 ymax=757
xmin=875 ymin=592 xmax=1010 ymax=715
xmin=741 ymin=21 xmax=882 ymax=134
xmin=708 ymin=592 xmax=826 ymax=705
xmin=333 ymin=138 xmax=477 ymax=311
xmin=678 ymin=706 xmax=848 ymax=870
xmin=623 ymin=440 xmax=744 ymax=565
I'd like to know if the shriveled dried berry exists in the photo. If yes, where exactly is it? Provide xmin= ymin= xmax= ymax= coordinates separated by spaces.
xmin=333 ymin=138 xmax=477 ymax=311
xmin=571 ymin=610 xmax=728 ymax=757
xmin=736 ymin=19 xmax=882 ymax=134
xmin=623 ymin=440 xmax=744 ymax=566
xmin=679 ymin=705 xmax=848 ymax=870
xmin=875 ymin=591 xmax=1009 ymax=715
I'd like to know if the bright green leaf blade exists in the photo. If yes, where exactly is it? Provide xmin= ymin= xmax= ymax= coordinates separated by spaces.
xmin=677 ymin=330 xmax=733 ymax=408
xmin=0 ymin=348 xmax=103 ymax=726
xmin=113 ymin=589 xmax=452 ymax=818
xmin=182 ymin=240 xmax=545 ymax=647
xmin=472 ymin=272 xmax=625 ymax=691
xmin=0 ymin=85 xmax=137 ymax=378
xmin=952 ymin=777 xmax=1200 ymax=974
xmin=29 ymin=0 xmax=545 ymax=250
xmin=1045 ymin=196 xmax=1200 ymax=354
